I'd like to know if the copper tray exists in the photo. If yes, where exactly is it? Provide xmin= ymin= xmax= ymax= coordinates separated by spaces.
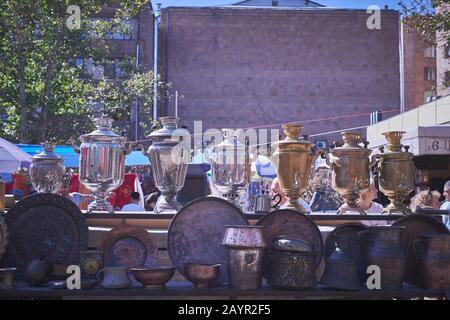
xmin=256 ymin=209 xmax=324 ymax=270
xmin=168 ymin=197 xmax=248 ymax=284
xmin=392 ymin=213 xmax=449 ymax=284
xmin=101 ymin=225 xmax=157 ymax=268
xmin=4 ymin=193 xmax=89 ymax=278
xmin=325 ymin=223 xmax=368 ymax=258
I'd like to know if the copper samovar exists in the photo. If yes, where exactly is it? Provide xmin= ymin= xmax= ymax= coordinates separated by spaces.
xmin=376 ymin=131 xmax=415 ymax=214
xmin=330 ymin=132 xmax=372 ymax=214
xmin=270 ymin=124 xmax=314 ymax=213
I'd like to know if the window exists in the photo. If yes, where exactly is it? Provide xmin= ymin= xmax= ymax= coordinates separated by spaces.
xmin=424 ymin=67 xmax=436 ymax=81
xmin=424 ymin=46 xmax=436 ymax=58
xmin=88 ymin=18 xmax=138 ymax=40
xmin=102 ymin=59 xmax=128 ymax=80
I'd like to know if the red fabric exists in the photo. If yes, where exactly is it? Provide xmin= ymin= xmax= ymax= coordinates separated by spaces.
xmin=12 ymin=173 xmax=29 ymax=196
xmin=69 ymin=173 xmax=137 ymax=209
xmin=5 ymin=181 xmax=13 ymax=194
xmin=111 ymin=174 xmax=137 ymax=209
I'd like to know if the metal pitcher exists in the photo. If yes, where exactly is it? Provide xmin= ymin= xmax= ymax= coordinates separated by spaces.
xmin=97 ymin=267 xmax=131 ymax=289
xmin=254 ymin=193 xmax=282 ymax=214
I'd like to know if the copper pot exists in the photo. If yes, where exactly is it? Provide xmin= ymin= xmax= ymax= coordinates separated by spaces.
xmin=359 ymin=227 xmax=407 ymax=290
xmin=413 ymin=234 xmax=450 ymax=289
xmin=24 ymin=259 xmax=51 ymax=287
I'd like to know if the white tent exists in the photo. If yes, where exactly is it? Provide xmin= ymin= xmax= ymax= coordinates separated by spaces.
xmin=0 ymin=138 xmax=32 ymax=173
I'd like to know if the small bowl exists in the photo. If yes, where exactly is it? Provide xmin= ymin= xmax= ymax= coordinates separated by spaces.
xmin=130 ymin=266 xmax=175 ymax=290
xmin=184 ymin=263 xmax=221 ymax=289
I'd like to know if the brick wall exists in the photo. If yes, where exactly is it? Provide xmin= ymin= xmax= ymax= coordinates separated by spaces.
xmin=160 ymin=7 xmax=401 ymax=145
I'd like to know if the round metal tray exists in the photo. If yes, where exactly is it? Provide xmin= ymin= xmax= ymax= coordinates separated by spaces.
xmin=4 ymin=193 xmax=89 ymax=278
xmin=168 ymin=197 xmax=248 ymax=284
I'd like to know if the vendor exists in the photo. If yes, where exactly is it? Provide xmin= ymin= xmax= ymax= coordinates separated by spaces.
xmin=59 ymin=183 xmax=95 ymax=208
xmin=270 ymin=177 xmax=312 ymax=213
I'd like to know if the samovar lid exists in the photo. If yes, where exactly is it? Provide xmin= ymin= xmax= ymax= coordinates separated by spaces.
xmin=380 ymin=131 xmax=412 ymax=156
xmin=271 ymin=236 xmax=315 ymax=253
xmin=275 ymin=124 xmax=311 ymax=146
xmin=81 ymin=115 xmax=124 ymax=143
xmin=32 ymin=142 xmax=65 ymax=161
xmin=331 ymin=132 xmax=372 ymax=156
xmin=148 ymin=116 xmax=189 ymax=141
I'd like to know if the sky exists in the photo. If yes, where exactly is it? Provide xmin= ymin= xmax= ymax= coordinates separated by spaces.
xmin=154 ymin=0 xmax=401 ymax=10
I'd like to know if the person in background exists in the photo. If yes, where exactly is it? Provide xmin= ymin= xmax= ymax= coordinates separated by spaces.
xmin=358 ymin=179 xmax=384 ymax=214
xmin=411 ymin=190 xmax=441 ymax=210
xmin=59 ymin=183 xmax=95 ymax=208
xmin=145 ymin=191 xmax=159 ymax=212
xmin=121 ymin=192 xmax=145 ymax=212
xmin=270 ymin=177 xmax=312 ymax=213
xmin=439 ymin=181 xmax=450 ymax=229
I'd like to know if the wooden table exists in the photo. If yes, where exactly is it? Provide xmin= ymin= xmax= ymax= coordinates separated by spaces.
xmin=0 ymin=282 xmax=447 ymax=300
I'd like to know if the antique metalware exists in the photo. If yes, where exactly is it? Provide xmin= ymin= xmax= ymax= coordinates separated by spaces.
xmin=97 ymin=266 xmax=131 ymax=289
xmin=359 ymin=226 xmax=407 ymax=290
xmin=225 ymin=246 xmax=265 ymax=290
xmin=320 ymin=233 xmax=363 ymax=290
xmin=0 ymin=215 xmax=8 ymax=262
xmin=24 ymin=259 xmax=51 ymax=287
xmin=329 ymin=132 xmax=372 ymax=214
xmin=130 ymin=266 xmax=176 ymax=289
xmin=184 ymin=263 xmax=221 ymax=289
xmin=73 ymin=115 xmax=130 ymax=213
xmin=376 ymin=131 xmax=415 ymax=214
xmin=254 ymin=194 xmax=282 ymax=214
xmin=143 ymin=116 xmax=190 ymax=214
xmin=222 ymin=225 xmax=266 ymax=248
xmin=29 ymin=142 xmax=65 ymax=194
xmin=80 ymin=250 xmax=103 ymax=279
xmin=0 ymin=268 xmax=17 ymax=289
xmin=51 ymin=264 xmax=70 ymax=280
xmin=206 ymin=129 xmax=252 ymax=206
xmin=168 ymin=196 xmax=248 ymax=284
xmin=413 ymin=234 xmax=450 ymax=289
xmin=270 ymin=124 xmax=314 ymax=213
xmin=267 ymin=237 xmax=317 ymax=290
xmin=81 ymin=279 xmax=98 ymax=290
xmin=256 ymin=209 xmax=323 ymax=271
xmin=101 ymin=226 xmax=157 ymax=269
xmin=392 ymin=214 xmax=449 ymax=285
xmin=4 ymin=193 xmax=89 ymax=279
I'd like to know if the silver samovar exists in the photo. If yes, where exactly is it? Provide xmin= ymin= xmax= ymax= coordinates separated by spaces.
xmin=143 ymin=116 xmax=190 ymax=214
xmin=29 ymin=142 xmax=66 ymax=193
xmin=206 ymin=129 xmax=251 ymax=206
xmin=72 ymin=115 xmax=130 ymax=213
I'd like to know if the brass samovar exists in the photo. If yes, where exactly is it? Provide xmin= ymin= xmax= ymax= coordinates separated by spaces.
xmin=330 ymin=132 xmax=372 ymax=214
xmin=376 ymin=131 xmax=415 ymax=214
xmin=270 ymin=124 xmax=314 ymax=213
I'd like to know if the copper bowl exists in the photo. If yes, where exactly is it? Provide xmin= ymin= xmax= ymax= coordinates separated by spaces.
xmin=130 ymin=266 xmax=175 ymax=290
xmin=184 ymin=263 xmax=221 ymax=289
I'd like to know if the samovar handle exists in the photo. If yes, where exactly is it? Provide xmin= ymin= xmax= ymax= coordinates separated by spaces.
xmin=137 ymin=143 xmax=149 ymax=157
xmin=68 ymin=138 xmax=80 ymax=154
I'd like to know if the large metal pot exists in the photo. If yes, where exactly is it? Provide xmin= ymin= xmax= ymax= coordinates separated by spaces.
xmin=267 ymin=237 xmax=317 ymax=290
xmin=29 ymin=142 xmax=65 ymax=194
xmin=359 ymin=226 xmax=407 ymax=290
xmin=223 ymin=225 xmax=266 ymax=290
xmin=413 ymin=234 xmax=450 ymax=289
xmin=73 ymin=115 xmax=130 ymax=213
xmin=144 ymin=117 xmax=190 ymax=214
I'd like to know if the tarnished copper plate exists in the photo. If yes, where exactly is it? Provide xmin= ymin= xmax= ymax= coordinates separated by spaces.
xmin=4 ymin=193 xmax=89 ymax=278
xmin=101 ymin=226 xmax=157 ymax=268
xmin=256 ymin=209 xmax=323 ymax=269
xmin=168 ymin=197 xmax=248 ymax=284
xmin=392 ymin=214 xmax=449 ymax=284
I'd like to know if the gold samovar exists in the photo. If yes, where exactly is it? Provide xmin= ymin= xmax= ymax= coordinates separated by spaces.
xmin=330 ymin=132 xmax=372 ymax=214
xmin=270 ymin=124 xmax=314 ymax=213
xmin=376 ymin=131 xmax=415 ymax=214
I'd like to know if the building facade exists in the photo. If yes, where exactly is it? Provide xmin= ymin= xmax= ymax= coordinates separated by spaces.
xmin=158 ymin=6 xmax=401 ymax=146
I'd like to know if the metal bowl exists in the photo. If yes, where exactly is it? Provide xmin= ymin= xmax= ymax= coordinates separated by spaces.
xmin=184 ymin=263 xmax=221 ymax=289
xmin=130 ymin=266 xmax=175 ymax=290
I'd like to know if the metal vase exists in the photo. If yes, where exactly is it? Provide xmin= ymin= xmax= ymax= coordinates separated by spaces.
xmin=270 ymin=124 xmax=314 ymax=213
xmin=377 ymin=131 xmax=415 ymax=214
xmin=144 ymin=117 xmax=190 ymax=214
xmin=330 ymin=132 xmax=372 ymax=214
xmin=206 ymin=129 xmax=251 ymax=206
xmin=223 ymin=225 xmax=266 ymax=290
xmin=76 ymin=115 xmax=128 ymax=213
xmin=29 ymin=142 xmax=65 ymax=194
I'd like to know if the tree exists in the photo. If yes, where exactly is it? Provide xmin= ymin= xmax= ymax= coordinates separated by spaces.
xmin=0 ymin=0 xmax=150 ymax=143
